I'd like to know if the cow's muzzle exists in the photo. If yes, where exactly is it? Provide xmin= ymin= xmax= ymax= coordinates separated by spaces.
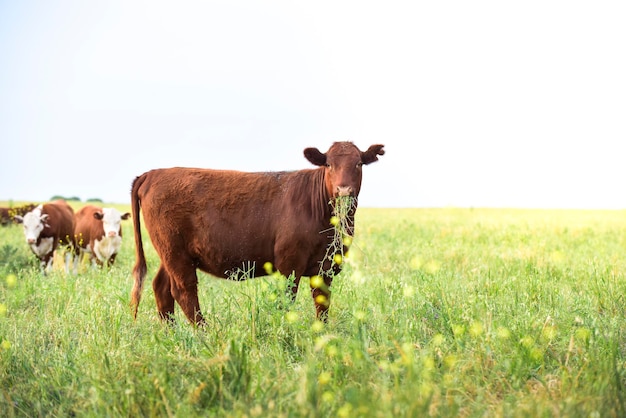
xmin=336 ymin=186 xmax=353 ymax=197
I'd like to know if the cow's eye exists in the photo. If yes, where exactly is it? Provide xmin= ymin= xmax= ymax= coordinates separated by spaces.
xmin=357 ymin=162 xmax=363 ymax=168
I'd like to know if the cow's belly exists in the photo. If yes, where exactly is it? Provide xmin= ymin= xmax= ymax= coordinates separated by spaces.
xmin=195 ymin=232 xmax=322 ymax=280
xmin=197 ymin=247 xmax=274 ymax=279
xmin=30 ymin=237 xmax=54 ymax=258
xmin=94 ymin=236 xmax=122 ymax=262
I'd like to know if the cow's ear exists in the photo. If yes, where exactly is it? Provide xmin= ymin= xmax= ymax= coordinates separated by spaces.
xmin=361 ymin=144 xmax=385 ymax=165
xmin=121 ymin=212 xmax=131 ymax=220
xmin=40 ymin=214 xmax=50 ymax=228
xmin=304 ymin=147 xmax=327 ymax=166
xmin=94 ymin=212 xmax=104 ymax=220
xmin=14 ymin=215 xmax=23 ymax=224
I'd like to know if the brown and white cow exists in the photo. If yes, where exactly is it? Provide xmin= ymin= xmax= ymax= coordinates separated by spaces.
xmin=74 ymin=205 xmax=131 ymax=267
xmin=14 ymin=200 xmax=76 ymax=272
xmin=130 ymin=141 xmax=385 ymax=325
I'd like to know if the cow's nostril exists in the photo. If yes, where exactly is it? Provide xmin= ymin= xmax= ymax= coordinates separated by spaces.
xmin=336 ymin=186 xmax=353 ymax=197
xmin=108 ymin=231 xmax=117 ymax=237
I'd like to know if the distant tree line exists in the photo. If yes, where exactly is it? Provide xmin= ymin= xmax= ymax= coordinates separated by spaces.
xmin=50 ymin=196 xmax=103 ymax=203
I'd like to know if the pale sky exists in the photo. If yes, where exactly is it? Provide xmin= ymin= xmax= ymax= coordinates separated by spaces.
xmin=1 ymin=1 xmax=625 ymax=208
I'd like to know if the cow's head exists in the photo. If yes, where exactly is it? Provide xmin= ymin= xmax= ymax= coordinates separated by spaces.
xmin=304 ymin=142 xmax=385 ymax=199
xmin=14 ymin=205 xmax=47 ymax=244
xmin=95 ymin=208 xmax=131 ymax=238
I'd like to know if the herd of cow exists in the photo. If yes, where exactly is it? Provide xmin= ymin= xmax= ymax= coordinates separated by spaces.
xmin=2 ymin=142 xmax=385 ymax=325
xmin=1 ymin=200 xmax=131 ymax=271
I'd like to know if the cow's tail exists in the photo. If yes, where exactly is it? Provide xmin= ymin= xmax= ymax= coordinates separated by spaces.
xmin=130 ymin=174 xmax=148 ymax=319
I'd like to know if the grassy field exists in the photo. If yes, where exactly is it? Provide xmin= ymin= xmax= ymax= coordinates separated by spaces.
xmin=1 ymin=205 xmax=626 ymax=417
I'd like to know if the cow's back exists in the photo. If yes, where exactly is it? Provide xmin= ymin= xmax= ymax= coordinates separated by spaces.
xmin=42 ymin=200 xmax=75 ymax=246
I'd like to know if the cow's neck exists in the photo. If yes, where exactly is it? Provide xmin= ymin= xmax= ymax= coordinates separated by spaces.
xmin=38 ymin=226 xmax=54 ymax=242
xmin=293 ymin=168 xmax=333 ymax=223
xmin=288 ymin=168 xmax=356 ymax=227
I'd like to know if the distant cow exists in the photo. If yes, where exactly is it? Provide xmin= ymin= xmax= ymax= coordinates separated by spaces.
xmin=74 ymin=205 xmax=131 ymax=267
xmin=0 ymin=203 xmax=37 ymax=226
xmin=130 ymin=141 xmax=385 ymax=325
xmin=14 ymin=200 xmax=75 ymax=272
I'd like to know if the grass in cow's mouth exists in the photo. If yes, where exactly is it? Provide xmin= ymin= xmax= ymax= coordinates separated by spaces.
xmin=319 ymin=196 xmax=356 ymax=277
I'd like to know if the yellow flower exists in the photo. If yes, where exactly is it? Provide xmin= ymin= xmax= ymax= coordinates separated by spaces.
xmin=5 ymin=274 xmax=17 ymax=289
xmin=333 ymin=254 xmax=343 ymax=265
xmin=318 ymin=371 xmax=331 ymax=385
xmin=315 ymin=294 xmax=328 ymax=306
xmin=402 ymin=285 xmax=415 ymax=298
xmin=409 ymin=256 xmax=423 ymax=270
xmin=311 ymin=320 xmax=325 ymax=333
xmin=496 ymin=327 xmax=511 ymax=340
xmin=1 ymin=340 xmax=10 ymax=350
xmin=325 ymin=344 xmax=338 ymax=358
xmin=419 ymin=382 xmax=433 ymax=398
xmin=530 ymin=347 xmax=544 ymax=362
xmin=443 ymin=354 xmax=457 ymax=369
xmin=575 ymin=327 xmax=591 ymax=343
xmin=314 ymin=335 xmax=330 ymax=350
xmin=519 ymin=336 xmax=535 ymax=349
xmin=321 ymin=391 xmax=335 ymax=403
xmin=337 ymin=403 xmax=353 ymax=417
xmin=285 ymin=311 xmax=298 ymax=323
xmin=354 ymin=310 xmax=366 ymax=321
xmin=431 ymin=333 xmax=445 ymax=347
xmin=329 ymin=216 xmax=340 ymax=226
xmin=469 ymin=321 xmax=484 ymax=338
xmin=250 ymin=405 xmax=263 ymax=417
xmin=424 ymin=260 xmax=441 ymax=274
xmin=541 ymin=325 xmax=557 ymax=342
xmin=421 ymin=356 xmax=435 ymax=371
xmin=452 ymin=324 xmax=465 ymax=337
xmin=310 ymin=275 xmax=324 ymax=288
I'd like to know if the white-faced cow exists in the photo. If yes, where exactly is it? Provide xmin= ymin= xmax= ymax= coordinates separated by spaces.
xmin=74 ymin=205 xmax=131 ymax=267
xmin=130 ymin=141 xmax=385 ymax=325
xmin=14 ymin=200 xmax=76 ymax=273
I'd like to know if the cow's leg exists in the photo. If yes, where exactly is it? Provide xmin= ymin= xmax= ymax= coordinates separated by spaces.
xmin=273 ymin=260 xmax=304 ymax=304
xmin=310 ymin=273 xmax=333 ymax=321
xmin=165 ymin=262 xmax=205 ymax=326
xmin=287 ymin=275 xmax=302 ymax=303
xmin=41 ymin=253 xmax=53 ymax=275
xmin=108 ymin=253 xmax=117 ymax=267
xmin=40 ymin=259 xmax=48 ymax=275
xmin=152 ymin=265 xmax=176 ymax=322
xmin=63 ymin=248 xmax=74 ymax=274
xmin=94 ymin=255 xmax=104 ymax=268
xmin=73 ymin=250 xmax=83 ymax=273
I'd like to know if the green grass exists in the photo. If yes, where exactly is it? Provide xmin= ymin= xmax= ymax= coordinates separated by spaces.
xmin=1 ymin=206 xmax=626 ymax=416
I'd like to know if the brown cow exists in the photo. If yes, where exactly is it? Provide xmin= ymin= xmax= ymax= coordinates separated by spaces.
xmin=14 ymin=200 xmax=76 ymax=272
xmin=0 ymin=203 xmax=37 ymax=226
xmin=130 ymin=142 xmax=385 ymax=325
xmin=74 ymin=205 xmax=131 ymax=267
